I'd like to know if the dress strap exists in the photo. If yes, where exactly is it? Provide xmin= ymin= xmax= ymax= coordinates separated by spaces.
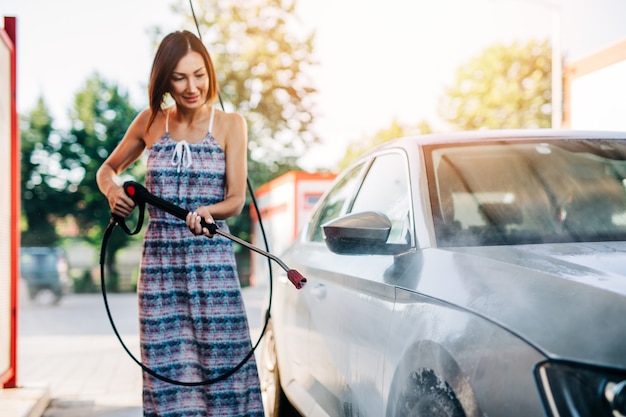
xmin=208 ymin=105 xmax=215 ymax=134
xmin=165 ymin=107 xmax=170 ymax=133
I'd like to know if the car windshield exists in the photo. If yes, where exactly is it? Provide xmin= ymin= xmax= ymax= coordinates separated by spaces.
xmin=425 ymin=138 xmax=626 ymax=246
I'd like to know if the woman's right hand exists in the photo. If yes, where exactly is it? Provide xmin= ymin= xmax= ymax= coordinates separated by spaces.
xmin=107 ymin=185 xmax=137 ymax=218
xmin=186 ymin=210 xmax=215 ymax=238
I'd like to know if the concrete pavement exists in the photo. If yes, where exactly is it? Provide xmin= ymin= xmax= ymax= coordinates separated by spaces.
xmin=1 ymin=283 xmax=269 ymax=417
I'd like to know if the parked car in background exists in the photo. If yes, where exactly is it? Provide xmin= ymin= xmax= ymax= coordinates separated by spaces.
xmin=20 ymin=246 xmax=71 ymax=305
xmin=260 ymin=130 xmax=626 ymax=417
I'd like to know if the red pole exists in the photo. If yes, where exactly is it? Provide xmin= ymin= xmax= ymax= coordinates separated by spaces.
xmin=1 ymin=15 xmax=19 ymax=389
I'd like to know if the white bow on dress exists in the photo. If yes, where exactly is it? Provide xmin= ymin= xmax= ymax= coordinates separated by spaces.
xmin=171 ymin=140 xmax=193 ymax=172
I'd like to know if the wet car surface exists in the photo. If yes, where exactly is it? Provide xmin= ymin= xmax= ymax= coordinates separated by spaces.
xmin=260 ymin=129 xmax=626 ymax=417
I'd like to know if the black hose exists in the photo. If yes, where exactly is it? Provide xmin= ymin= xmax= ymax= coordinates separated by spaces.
xmin=100 ymin=189 xmax=272 ymax=386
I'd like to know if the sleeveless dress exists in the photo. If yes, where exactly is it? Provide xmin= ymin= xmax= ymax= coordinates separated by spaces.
xmin=138 ymin=106 xmax=264 ymax=417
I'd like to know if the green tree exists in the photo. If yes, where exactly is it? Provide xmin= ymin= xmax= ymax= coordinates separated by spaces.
xmin=439 ymin=40 xmax=552 ymax=130
xmin=20 ymin=78 xmax=140 ymax=289
xmin=66 ymin=74 xmax=142 ymax=290
xmin=173 ymin=0 xmax=319 ymax=182
xmin=20 ymin=98 xmax=80 ymax=246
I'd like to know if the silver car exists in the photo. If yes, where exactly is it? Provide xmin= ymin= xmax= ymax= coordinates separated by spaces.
xmin=259 ymin=129 xmax=626 ymax=417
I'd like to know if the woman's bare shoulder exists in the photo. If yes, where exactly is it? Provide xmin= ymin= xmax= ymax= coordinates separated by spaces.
xmin=216 ymin=109 xmax=246 ymax=135
xmin=138 ymin=108 xmax=168 ymax=148
xmin=213 ymin=108 xmax=246 ymax=147
xmin=216 ymin=108 xmax=245 ymax=125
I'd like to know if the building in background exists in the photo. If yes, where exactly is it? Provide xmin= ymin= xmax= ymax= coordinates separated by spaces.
xmin=563 ymin=38 xmax=626 ymax=130
xmin=250 ymin=171 xmax=336 ymax=286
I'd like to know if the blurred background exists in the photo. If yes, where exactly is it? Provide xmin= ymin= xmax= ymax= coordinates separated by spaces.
xmin=2 ymin=0 xmax=626 ymax=296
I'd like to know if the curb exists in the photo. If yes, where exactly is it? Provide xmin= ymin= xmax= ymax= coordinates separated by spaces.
xmin=0 ymin=385 xmax=50 ymax=417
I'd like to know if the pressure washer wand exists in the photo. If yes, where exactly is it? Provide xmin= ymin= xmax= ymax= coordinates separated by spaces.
xmin=122 ymin=181 xmax=306 ymax=289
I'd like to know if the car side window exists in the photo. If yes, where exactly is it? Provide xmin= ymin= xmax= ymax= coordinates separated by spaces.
xmin=349 ymin=152 xmax=413 ymax=245
xmin=308 ymin=163 xmax=364 ymax=242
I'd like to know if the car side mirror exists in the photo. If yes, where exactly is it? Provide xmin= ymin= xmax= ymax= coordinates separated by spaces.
xmin=322 ymin=211 xmax=410 ymax=255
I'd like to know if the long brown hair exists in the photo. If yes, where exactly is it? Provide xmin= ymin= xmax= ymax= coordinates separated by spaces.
xmin=146 ymin=30 xmax=219 ymax=133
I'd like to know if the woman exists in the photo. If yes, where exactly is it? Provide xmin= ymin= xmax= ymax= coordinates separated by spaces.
xmin=97 ymin=30 xmax=264 ymax=416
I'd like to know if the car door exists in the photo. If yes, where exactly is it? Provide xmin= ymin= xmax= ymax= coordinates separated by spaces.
xmin=276 ymin=162 xmax=366 ymax=414
xmin=304 ymin=150 xmax=414 ymax=416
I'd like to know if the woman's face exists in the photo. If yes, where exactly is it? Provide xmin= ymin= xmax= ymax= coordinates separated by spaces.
xmin=169 ymin=50 xmax=209 ymax=109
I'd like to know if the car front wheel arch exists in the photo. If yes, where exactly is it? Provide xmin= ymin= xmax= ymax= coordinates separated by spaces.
xmin=393 ymin=368 xmax=465 ymax=417
xmin=387 ymin=341 xmax=482 ymax=417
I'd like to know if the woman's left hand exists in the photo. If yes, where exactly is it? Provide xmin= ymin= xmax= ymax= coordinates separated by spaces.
xmin=186 ymin=208 xmax=215 ymax=237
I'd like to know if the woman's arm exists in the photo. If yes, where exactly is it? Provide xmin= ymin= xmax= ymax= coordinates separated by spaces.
xmin=96 ymin=109 xmax=150 ymax=218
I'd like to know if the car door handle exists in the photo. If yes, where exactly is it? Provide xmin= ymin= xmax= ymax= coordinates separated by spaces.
xmin=311 ymin=283 xmax=327 ymax=300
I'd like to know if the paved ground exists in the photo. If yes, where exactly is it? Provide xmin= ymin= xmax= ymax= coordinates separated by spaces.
xmin=7 ymin=282 xmax=269 ymax=417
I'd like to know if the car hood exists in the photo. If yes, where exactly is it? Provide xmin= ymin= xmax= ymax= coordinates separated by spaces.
xmin=422 ymin=241 xmax=626 ymax=368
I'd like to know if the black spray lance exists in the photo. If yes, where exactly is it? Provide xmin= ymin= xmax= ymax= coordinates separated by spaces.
xmin=122 ymin=181 xmax=307 ymax=289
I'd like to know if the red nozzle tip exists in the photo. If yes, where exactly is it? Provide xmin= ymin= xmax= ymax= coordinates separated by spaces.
xmin=287 ymin=270 xmax=307 ymax=290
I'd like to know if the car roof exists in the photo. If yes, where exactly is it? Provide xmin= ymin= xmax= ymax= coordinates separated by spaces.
xmin=365 ymin=129 xmax=626 ymax=154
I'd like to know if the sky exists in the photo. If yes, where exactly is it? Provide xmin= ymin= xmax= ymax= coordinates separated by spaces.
xmin=2 ymin=0 xmax=626 ymax=170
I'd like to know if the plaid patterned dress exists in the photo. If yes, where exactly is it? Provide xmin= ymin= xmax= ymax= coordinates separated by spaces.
xmin=138 ymin=108 xmax=263 ymax=416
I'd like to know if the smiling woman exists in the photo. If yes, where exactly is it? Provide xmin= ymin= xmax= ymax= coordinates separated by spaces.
xmin=96 ymin=30 xmax=263 ymax=416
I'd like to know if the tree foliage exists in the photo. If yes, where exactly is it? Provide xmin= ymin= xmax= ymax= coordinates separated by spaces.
xmin=67 ymin=74 xmax=143 ymax=238
xmin=20 ymin=98 xmax=77 ymax=246
xmin=439 ymin=40 xmax=552 ymax=130
xmin=163 ymin=0 xmax=320 ymax=247
xmin=173 ymin=0 xmax=319 ymax=183
xmin=66 ymin=74 xmax=143 ymax=288
xmin=20 ymin=74 xmax=141 ymax=289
